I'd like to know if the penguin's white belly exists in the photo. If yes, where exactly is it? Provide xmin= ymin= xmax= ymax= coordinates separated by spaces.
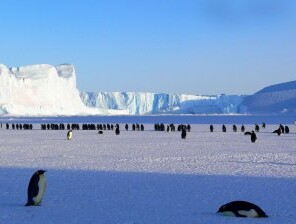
xmin=33 ymin=175 xmax=46 ymax=205
xmin=222 ymin=211 xmax=236 ymax=217
xmin=238 ymin=209 xmax=258 ymax=217
xmin=68 ymin=132 xmax=72 ymax=140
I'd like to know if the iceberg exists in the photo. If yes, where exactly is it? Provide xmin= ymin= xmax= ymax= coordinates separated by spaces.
xmin=1 ymin=63 xmax=294 ymax=116
xmin=0 ymin=64 xmax=100 ymax=116
xmin=80 ymin=92 xmax=245 ymax=115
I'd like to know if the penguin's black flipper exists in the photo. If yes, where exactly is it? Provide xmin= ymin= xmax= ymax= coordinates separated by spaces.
xmin=25 ymin=173 xmax=40 ymax=206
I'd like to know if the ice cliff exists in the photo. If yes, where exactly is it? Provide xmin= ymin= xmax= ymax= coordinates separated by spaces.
xmin=0 ymin=64 xmax=100 ymax=116
xmin=1 ymin=63 xmax=294 ymax=116
xmin=80 ymin=92 xmax=244 ymax=115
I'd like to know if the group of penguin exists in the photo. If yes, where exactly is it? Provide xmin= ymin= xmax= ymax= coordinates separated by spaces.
xmin=4 ymin=123 xmax=33 ymax=130
xmin=30 ymin=122 xmax=293 ymax=218
xmin=66 ymin=122 xmax=291 ymax=142
xmin=25 ymin=170 xmax=268 ymax=218
xmin=209 ymin=123 xmax=291 ymax=143
xmin=154 ymin=123 xmax=191 ymax=140
xmin=67 ymin=124 xmax=191 ymax=140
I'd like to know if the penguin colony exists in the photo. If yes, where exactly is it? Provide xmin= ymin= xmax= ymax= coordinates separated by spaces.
xmin=5 ymin=123 xmax=33 ymax=130
xmin=207 ymin=123 xmax=290 ymax=143
xmin=1 ymin=121 xmax=293 ymax=218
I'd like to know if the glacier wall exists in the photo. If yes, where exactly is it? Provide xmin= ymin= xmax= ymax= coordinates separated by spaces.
xmin=80 ymin=92 xmax=245 ymax=115
xmin=3 ymin=63 xmax=294 ymax=116
xmin=0 ymin=63 xmax=245 ymax=116
xmin=0 ymin=64 xmax=100 ymax=116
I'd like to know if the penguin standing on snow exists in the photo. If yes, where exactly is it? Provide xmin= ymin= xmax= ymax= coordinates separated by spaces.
xmin=217 ymin=201 xmax=268 ymax=218
xmin=115 ymin=126 xmax=120 ymax=135
xmin=67 ymin=130 xmax=73 ymax=140
xmin=255 ymin=124 xmax=260 ymax=132
xmin=232 ymin=125 xmax=237 ymax=132
xmin=210 ymin=124 xmax=214 ymax=132
xmin=251 ymin=131 xmax=257 ymax=143
xmin=241 ymin=125 xmax=245 ymax=132
xmin=244 ymin=131 xmax=257 ymax=143
xmin=222 ymin=125 xmax=226 ymax=132
xmin=25 ymin=170 xmax=47 ymax=206
xmin=285 ymin=125 xmax=290 ymax=134
xmin=181 ymin=128 xmax=186 ymax=139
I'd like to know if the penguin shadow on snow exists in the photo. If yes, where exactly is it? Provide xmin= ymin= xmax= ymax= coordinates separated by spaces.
xmin=0 ymin=168 xmax=295 ymax=222
xmin=227 ymin=160 xmax=296 ymax=167
xmin=0 ymin=168 xmax=296 ymax=218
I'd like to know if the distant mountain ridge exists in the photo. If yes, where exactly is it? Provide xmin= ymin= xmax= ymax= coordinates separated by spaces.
xmin=257 ymin=80 xmax=296 ymax=94
xmin=240 ymin=80 xmax=296 ymax=114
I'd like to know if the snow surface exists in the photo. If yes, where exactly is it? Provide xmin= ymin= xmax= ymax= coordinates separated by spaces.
xmin=0 ymin=115 xmax=296 ymax=223
xmin=80 ymin=92 xmax=244 ymax=115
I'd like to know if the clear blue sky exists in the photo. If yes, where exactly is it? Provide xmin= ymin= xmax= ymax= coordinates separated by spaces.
xmin=1 ymin=0 xmax=296 ymax=95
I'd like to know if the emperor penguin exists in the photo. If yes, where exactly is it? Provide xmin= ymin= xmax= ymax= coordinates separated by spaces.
xmin=250 ymin=131 xmax=257 ymax=143
xmin=181 ymin=128 xmax=186 ymax=139
xmin=232 ymin=125 xmax=237 ymax=132
xmin=273 ymin=128 xmax=282 ymax=136
xmin=217 ymin=201 xmax=268 ymax=218
xmin=255 ymin=124 xmax=260 ymax=132
xmin=25 ymin=170 xmax=47 ymax=206
xmin=244 ymin=131 xmax=257 ymax=143
xmin=210 ymin=124 xmax=214 ymax=132
xmin=222 ymin=125 xmax=226 ymax=132
xmin=67 ymin=130 xmax=73 ymax=140
xmin=285 ymin=125 xmax=290 ymax=134
xmin=241 ymin=125 xmax=245 ymax=132
xmin=115 ymin=126 xmax=120 ymax=135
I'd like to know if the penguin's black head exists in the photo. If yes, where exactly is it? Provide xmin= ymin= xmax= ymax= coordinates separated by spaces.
xmin=217 ymin=205 xmax=226 ymax=213
xmin=37 ymin=170 xmax=46 ymax=175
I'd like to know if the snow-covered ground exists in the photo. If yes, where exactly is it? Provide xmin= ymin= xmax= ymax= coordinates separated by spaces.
xmin=0 ymin=116 xmax=296 ymax=223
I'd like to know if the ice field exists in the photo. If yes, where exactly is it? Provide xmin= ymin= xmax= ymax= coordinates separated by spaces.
xmin=0 ymin=115 xmax=296 ymax=223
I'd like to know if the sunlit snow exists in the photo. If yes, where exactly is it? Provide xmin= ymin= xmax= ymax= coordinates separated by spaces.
xmin=0 ymin=116 xmax=295 ymax=223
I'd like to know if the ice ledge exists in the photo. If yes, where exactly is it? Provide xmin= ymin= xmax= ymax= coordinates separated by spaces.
xmin=0 ymin=64 xmax=75 ymax=80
